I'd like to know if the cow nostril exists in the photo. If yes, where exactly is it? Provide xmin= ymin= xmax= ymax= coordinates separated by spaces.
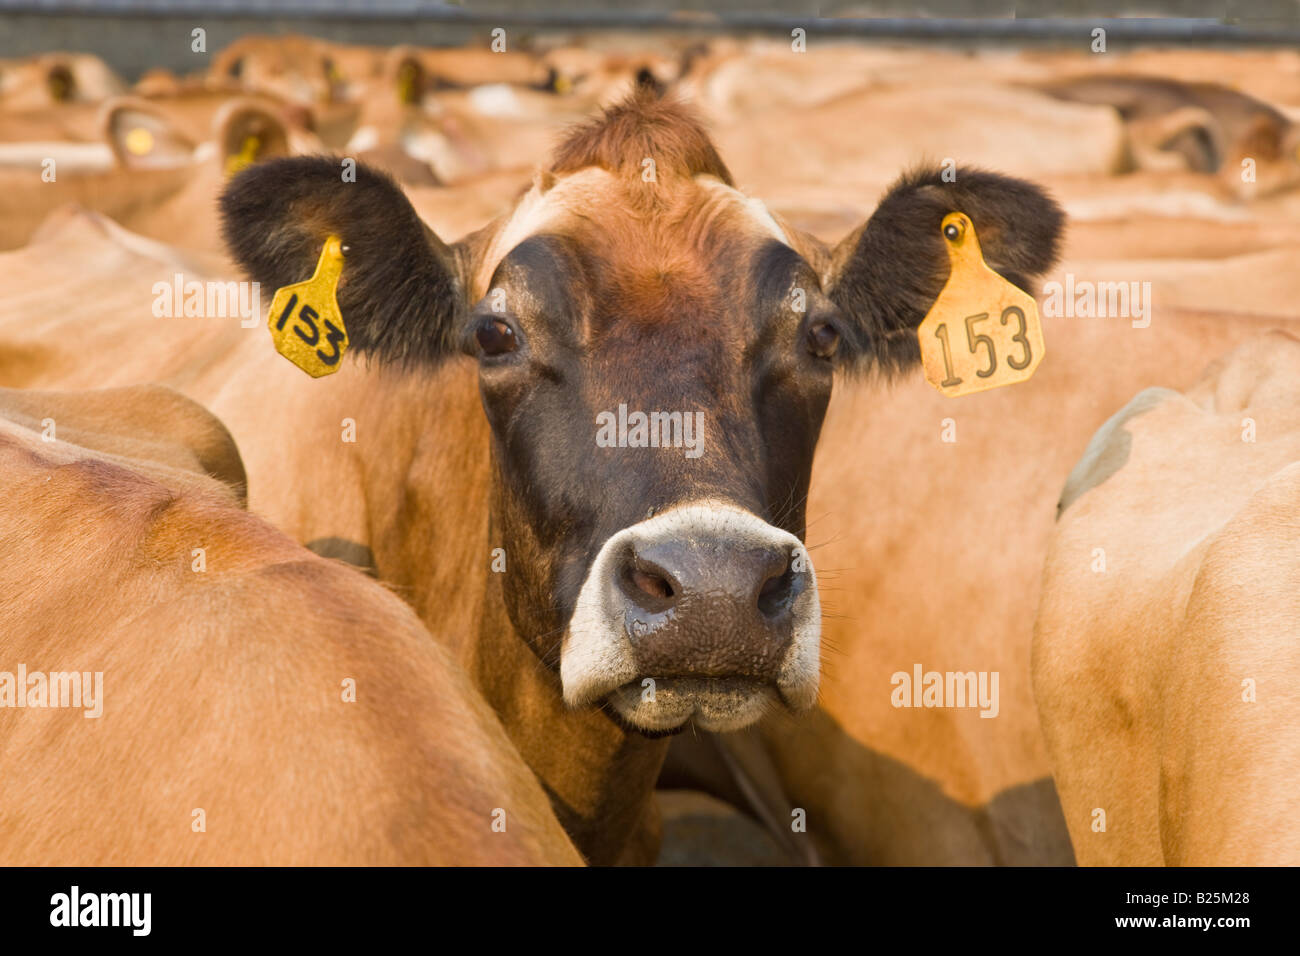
xmin=616 ymin=545 xmax=682 ymax=614
xmin=630 ymin=567 xmax=674 ymax=601
xmin=756 ymin=563 xmax=797 ymax=619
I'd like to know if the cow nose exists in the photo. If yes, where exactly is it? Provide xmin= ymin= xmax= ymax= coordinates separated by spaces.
xmin=614 ymin=535 xmax=803 ymax=680
xmin=561 ymin=501 xmax=821 ymax=715
xmin=621 ymin=540 xmax=796 ymax=618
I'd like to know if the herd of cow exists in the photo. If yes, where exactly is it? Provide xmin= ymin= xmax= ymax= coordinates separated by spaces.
xmin=0 ymin=30 xmax=1297 ymax=866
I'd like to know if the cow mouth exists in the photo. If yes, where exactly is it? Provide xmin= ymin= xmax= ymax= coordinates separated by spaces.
xmin=603 ymin=676 xmax=780 ymax=735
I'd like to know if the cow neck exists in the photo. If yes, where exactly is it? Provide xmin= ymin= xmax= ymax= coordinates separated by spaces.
xmin=359 ymin=360 xmax=492 ymax=655
xmin=367 ymin=361 xmax=667 ymax=864
xmin=472 ymin=565 xmax=669 ymax=866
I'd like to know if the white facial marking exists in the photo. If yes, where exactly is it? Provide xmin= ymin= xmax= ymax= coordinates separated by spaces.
xmin=695 ymin=175 xmax=790 ymax=245
xmin=746 ymin=197 xmax=790 ymax=244
xmin=473 ymin=168 xmax=613 ymax=297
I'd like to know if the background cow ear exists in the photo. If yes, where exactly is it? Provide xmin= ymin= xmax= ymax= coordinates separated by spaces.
xmin=220 ymin=156 xmax=466 ymax=366
xmin=101 ymin=96 xmax=196 ymax=170
xmin=46 ymin=61 xmax=77 ymax=102
xmin=824 ymin=165 xmax=1064 ymax=374
xmin=212 ymin=98 xmax=293 ymax=177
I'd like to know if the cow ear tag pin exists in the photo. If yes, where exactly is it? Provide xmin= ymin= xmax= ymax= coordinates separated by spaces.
xmin=917 ymin=212 xmax=1045 ymax=398
xmin=266 ymin=235 xmax=349 ymax=378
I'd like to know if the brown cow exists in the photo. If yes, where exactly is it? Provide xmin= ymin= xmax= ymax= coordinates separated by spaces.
xmin=207 ymin=36 xmax=558 ymax=155
xmin=2 ymin=55 xmax=1292 ymax=867
xmin=338 ymin=46 xmax=574 ymax=187
xmin=0 ymin=52 xmax=124 ymax=109
xmin=211 ymin=35 xmax=353 ymax=108
xmin=1037 ymin=75 xmax=1300 ymax=198
xmin=210 ymin=86 xmax=1063 ymax=863
xmin=4 ymin=233 xmax=1281 ymax=867
xmin=0 ymin=93 xmax=315 ymax=254
xmin=0 ymin=383 xmax=579 ymax=865
xmin=398 ymin=44 xmax=554 ymax=92
xmin=540 ymin=44 xmax=682 ymax=108
xmin=1036 ymin=332 xmax=1300 ymax=865
xmin=0 ymin=384 xmax=246 ymax=501
xmin=734 ymin=258 xmax=1299 ymax=862
xmin=210 ymin=35 xmax=365 ymax=147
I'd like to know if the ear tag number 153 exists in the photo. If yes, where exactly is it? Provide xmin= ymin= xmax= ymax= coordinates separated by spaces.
xmin=267 ymin=235 xmax=349 ymax=378
xmin=917 ymin=212 xmax=1044 ymax=398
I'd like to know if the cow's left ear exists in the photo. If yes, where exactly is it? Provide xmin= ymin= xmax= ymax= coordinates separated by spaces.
xmin=220 ymin=155 xmax=466 ymax=366
xmin=824 ymin=165 xmax=1064 ymax=374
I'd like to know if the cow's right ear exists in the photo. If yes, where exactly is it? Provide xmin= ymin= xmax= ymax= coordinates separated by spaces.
xmin=219 ymin=156 xmax=467 ymax=366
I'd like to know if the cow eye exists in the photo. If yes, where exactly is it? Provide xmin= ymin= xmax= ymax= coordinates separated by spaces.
xmin=475 ymin=318 xmax=518 ymax=357
xmin=806 ymin=320 xmax=840 ymax=359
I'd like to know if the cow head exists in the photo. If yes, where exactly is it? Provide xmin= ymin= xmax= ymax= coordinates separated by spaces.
xmin=221 ymin=88 xmax=1062 ymax=735
xmin=214 ymin=35 xmax=349 ymax=106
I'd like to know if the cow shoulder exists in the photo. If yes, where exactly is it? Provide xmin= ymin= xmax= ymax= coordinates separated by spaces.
xmin=1057 ymin=386 xmax=1180 ymax=517
xmin=1160 ymin=460 xmax=1300 ymax=865
xmin=0 ymin=384 xmax=246 ymax=504
xmin=0 ymin=390 xmax=577 ymax=865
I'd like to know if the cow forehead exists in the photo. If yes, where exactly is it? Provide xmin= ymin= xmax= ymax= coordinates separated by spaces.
xmin=470 ymin=168 xmax=790 ymax=300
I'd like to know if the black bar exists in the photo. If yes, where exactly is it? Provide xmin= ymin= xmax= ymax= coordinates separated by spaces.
xmin=0 ymin=866 xmax=1283 ymax=942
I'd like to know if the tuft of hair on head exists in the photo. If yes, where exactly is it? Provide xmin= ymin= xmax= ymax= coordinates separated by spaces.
xmin=548 ymin=83 xmax=732 ymax=184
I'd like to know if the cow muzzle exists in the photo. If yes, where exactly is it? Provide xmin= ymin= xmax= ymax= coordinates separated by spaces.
xmin=560 ymin=500 xmax=820 ymax=733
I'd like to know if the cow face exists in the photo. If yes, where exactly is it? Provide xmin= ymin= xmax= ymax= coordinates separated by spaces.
xmin=215 ymin=36 xmax=346 ymax=106
xmin=463 ymin=167 xmax=837 ymax=732
xmin=222 ymin=89 xmax=1063 ymax=735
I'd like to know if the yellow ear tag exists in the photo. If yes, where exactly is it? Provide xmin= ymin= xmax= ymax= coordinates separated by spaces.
xmin=223 ymin=134 xmax=261 ymax=178
xmin=124 ymin=127 xmax=154 ymax=156
xmin=397 ymin=63 xmax=418 ymax=104
xmin=266 ymin=236 xmax=349 ymax=378
xmin=917 ymin=212 xmax=1045 ymax=398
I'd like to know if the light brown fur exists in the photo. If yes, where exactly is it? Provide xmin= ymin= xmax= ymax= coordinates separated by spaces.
xmin=0 ymin=385 xmax=580 ymax=865
xmin=1035 ymin=331 xmax=1300 ymax=865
